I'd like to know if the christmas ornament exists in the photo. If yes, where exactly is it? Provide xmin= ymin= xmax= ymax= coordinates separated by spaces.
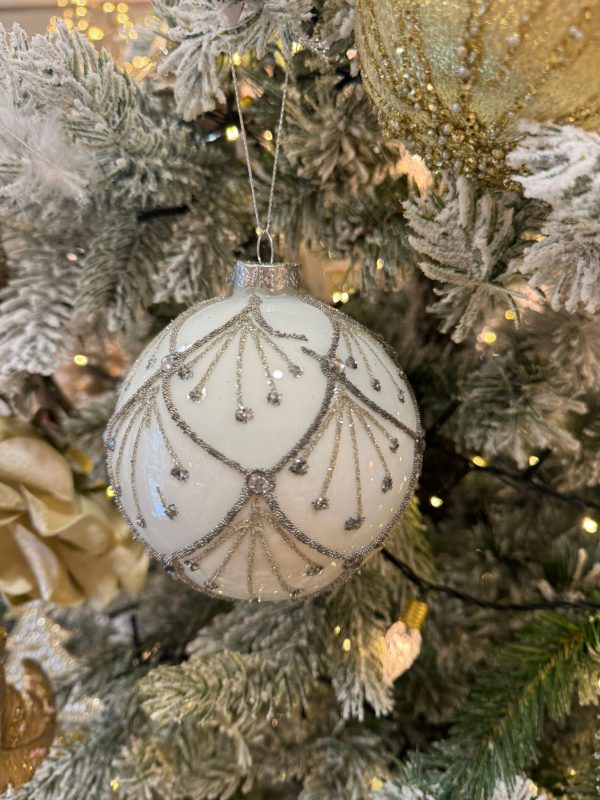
xmin=0 ymin=416 xmax=148 ymax=608
xmin=106 ymin=43 xmax=423 ymax=601
xmin=106 ymin=262 xmax=423 ymax=600
xmin=0 ymin=627 xmax=56 ymax=792
xmin=356 ymin=0 xmax=600 ymax=187
xmin=382 ymin=598 xmax=428 ymax=685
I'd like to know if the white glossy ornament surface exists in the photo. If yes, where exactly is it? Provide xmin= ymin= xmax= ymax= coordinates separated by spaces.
xmin=106 ymin=262 xmax=423 ymax=601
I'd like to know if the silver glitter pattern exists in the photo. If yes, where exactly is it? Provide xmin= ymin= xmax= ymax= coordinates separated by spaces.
xmin=105 ymin=285 xmax=424 ymax=602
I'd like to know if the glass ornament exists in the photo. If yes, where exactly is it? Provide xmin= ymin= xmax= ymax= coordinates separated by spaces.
xmin=106 ymin=261 xmax=423 ymax=601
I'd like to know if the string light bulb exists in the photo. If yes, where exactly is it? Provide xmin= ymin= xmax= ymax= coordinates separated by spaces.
xmin=480 ymin=328 xmax=497 ymax=345
xmin=581 ymin=516 xmax=598 ymax=534
xmin=528 ymin=454 xmax=540 ymax=466
xmin=382 ymin=598 xmax=428 ymax=685
xmin=429 ymin=495 xmax=443 ymax=508
xmin=471 ymin=454 xmax=487 ymax=468
xmin=225 ymin=125 xmax=240 ymax=142
xmin=73 ymin=354 xmax=89 ymax=367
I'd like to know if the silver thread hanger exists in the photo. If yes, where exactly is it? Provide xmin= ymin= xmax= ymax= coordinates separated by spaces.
xmin=227 ymin=46 xmax=289 ymax=264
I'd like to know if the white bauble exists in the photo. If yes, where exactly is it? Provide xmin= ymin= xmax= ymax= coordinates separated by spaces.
xmin=105 ymin=261 xmax=423 ymax=601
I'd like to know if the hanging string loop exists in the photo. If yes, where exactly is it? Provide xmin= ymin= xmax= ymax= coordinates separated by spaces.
xmin=227 ymin=45 xmax=289 ymax=265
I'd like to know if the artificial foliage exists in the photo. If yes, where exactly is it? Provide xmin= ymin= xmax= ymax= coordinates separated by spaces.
xmin=0 ymin=416 xmax=147 ymax=608
xmin=0 ymin=2 xmax=599 ymax=799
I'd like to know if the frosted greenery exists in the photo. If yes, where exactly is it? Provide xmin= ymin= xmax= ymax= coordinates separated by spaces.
xmin=509 ymin=123 xmax=600 ymax=315
xmin=1 ymin=1 xmax=600 ymax=799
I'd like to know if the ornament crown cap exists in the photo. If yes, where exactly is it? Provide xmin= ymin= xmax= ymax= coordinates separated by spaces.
xmin=230 ymin=260 xmax=304 ymax=295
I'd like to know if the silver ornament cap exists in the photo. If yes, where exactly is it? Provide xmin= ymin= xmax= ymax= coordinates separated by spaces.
xmin=230 ymin=260 xmax=304 ymax=295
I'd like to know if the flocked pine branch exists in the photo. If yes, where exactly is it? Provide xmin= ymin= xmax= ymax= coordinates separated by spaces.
xmin=154 ymin=0 xmax=314 ymax=120
xmin=282 ymin=76 xmax=402 ymax=195
xmin=403 ymin=174 xmax=545 ymax=342
xmin=315 ymin=0 xmax=357 ymax=46
xmin=509 ymin=123 xmax=600 ymax=315
xmin=0 ymin=23 xmax=205 ymax=211
xmin=0 ymin=21 xmax=219 ymax=380
xmin=0 ymin=230 xmax=80 ymax=387
xmin=448 ymin=335 xmax=586 ymax=468
xmin=372 ymin=776 xmax=546 ymax=800
xmin=78 ymin=212 xmax=173 ymax=331
xmin=153 ymin=183 xmax=251 ymax=308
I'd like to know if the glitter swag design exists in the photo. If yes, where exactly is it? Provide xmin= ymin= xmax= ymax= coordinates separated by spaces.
xmin=106 ymin=263 xmax=423 ymax=601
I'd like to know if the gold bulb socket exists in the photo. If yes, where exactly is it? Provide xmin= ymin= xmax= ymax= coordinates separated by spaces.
xmin=402 ymin=598 xmax=429 ymax=631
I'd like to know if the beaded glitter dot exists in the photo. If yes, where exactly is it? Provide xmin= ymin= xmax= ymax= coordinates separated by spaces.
xmin=290 ymin=457 xmax=309 ymax=475
xmin=344 ymin=516 xmax=365 ymax=531
xmin=188 ymin=387 xmax=207 ymax=402
xmin=235 ymin=405 xmax=254 ymax=423
xmin=312 ymin=496 xmax=330 ymax=511
xmin=267 ymin=390 xmax=282 ymax=405
xmin=170 ymin=466 xmax=189 ymax=482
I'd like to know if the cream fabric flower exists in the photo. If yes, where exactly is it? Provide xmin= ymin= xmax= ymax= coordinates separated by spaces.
xmin=0 ymin=417 xmax=148 ymax=607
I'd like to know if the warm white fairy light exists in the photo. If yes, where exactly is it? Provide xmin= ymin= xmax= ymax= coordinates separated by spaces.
xmin=581 ymin=516 xmax=598 ymax=534
xmin=479 ymin=328 xmax=497 ymax=345
xmin=382 ymin=599 xmax=428 ymax=685
xmin=49 ymin=0 xmax=142 ymax=67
